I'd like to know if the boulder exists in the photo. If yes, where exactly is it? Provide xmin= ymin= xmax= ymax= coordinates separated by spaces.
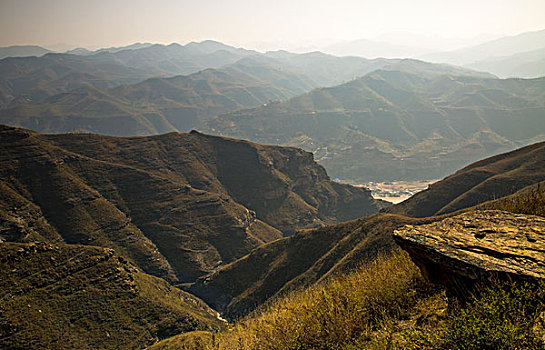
xmin=393 ymin=210 xmax=545 ymax=301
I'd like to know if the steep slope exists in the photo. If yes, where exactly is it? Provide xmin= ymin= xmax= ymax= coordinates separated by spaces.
xmin=0 ymin=125 xmax=383 ymax=283
xmin=385 ymin=141 xmax=545 ymax=218
xmin=189 ymin=213 xmax=431 ymax=319
xmin=201 ymin=60 xmax=545 ymax=181
xmin=0 ymin=242 xmax=224 ymax=350
xmin=0 ymin=59 xmax=315 ymax=135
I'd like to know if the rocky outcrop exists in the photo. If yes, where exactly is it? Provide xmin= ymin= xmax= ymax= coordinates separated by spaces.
xmin=393 ymin=210 xmax=545 ymax=301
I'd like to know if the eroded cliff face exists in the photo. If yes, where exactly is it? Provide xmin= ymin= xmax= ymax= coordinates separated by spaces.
xmin=394 ymin=210 xmax=545 ymax=301
xmin=0 ymin=125 xmax=384 ymax=283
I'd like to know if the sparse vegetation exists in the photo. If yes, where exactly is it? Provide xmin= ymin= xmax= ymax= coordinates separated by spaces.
xmin=164 ymin=250 xmax=442 ymax=350
xmin=211 ymin=250 xmax=432 ymax=350
xmin=437 ymin=280 xmax=545 ymax=350
xmin=153 ymin=251 xmax=545 ymax=350
xmin=480 ymin=182 xmax=545 ymax=217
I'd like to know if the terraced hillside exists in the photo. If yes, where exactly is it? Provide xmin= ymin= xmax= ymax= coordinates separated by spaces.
xmin=0 ymin=125 xmax=383 ymax=283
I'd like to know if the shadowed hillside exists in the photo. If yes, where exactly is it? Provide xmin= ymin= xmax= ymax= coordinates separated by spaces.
xmin=190 ymin=213 xmax=431 ymax=319
xmin=0 ymin=125 xmax=383 ymax=283
xmin=385 ymin=141 xmax=545 ymax=217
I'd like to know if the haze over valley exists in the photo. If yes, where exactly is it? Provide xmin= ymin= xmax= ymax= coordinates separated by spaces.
xmin=1 ymin=0 xmax=545 ymax=349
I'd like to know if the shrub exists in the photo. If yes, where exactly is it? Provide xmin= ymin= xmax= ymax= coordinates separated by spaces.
xmin=437 ymin=280 xmax=545 ymax=350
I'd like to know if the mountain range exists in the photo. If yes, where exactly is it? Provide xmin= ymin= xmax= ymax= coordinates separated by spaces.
xmin=422 ymin=29 xmax=545 ymax=78
xmin=1 ymin=123 xmax=544 ymax=348
xmin=3 ymin=56 xmax=544 ymax=182
xmin=0 ymin=41 xmax=259 ymax=107
xmin=1 ymin=32 xmax=544 ymax=349
xmin=0 ymin=57 xmax=316 ymax=134
xmin=201 ymin=59 xmax=545 ymax=181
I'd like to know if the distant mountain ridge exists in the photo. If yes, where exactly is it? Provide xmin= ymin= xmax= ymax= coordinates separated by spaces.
xmin=0 ymin=41 xmax=257 ymax=106
xmin=467 ymin=47 xmax=545 ymax=78
xmin=0 ymin=58 xmax=316 ymax=134
xmin=0 ymin=45 xmax=53 ymax=59
xmin=422 ymin=29 xmax=545 ymax=66
xmin=200 ymin=60 xmax=545 ymax=181
xmin=422 ymin=29 xmax=545 ymax=78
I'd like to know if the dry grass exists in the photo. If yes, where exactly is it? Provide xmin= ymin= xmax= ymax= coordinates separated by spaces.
xmin=480 ymin=182 xmax=545 ymax=217
xmin=199 ymin=249 xmax=439 ymax=350
xmin=150 ymin=246 xmax=544 ymax=350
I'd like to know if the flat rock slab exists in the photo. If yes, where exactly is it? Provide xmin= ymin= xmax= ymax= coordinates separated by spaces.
xmin=394 ymin=210 xmax=545 ymax=299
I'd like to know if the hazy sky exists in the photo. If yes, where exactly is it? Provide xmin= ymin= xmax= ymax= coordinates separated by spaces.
xmin=1 ymin=0 xmax=545 ymax=51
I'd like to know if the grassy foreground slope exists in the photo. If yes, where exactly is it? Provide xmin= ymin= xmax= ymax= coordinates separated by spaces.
xmin=155 ymin=184 xmax=545 ymax=349
xmin=189 ymin=141 xmax=545 ymax=320
xmin=0 ymin=242 xmax=224 ymax=350
xmin=189 ymin=214 xmax=431 ymax=320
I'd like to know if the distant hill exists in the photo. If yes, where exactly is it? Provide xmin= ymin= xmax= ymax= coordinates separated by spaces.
xmin=384 ymin=141 xmax=545 ymax=217
xmin=200 ymin=59 xmax=545 ymax=182
xmin=0 ymin=41 xmax=257 ymax=106
xmin=422 ymin=29 xmax=545 ymax=65
xmin=0 ymin=58 xmax=315 ymax=134
xmin=0 ymin=45 xmax=53 ymax=59
xmin=263 ymin=50 xmax=396 ymax=87
xmin=422 ymin=29 xmax=545 ymax=78
xmin=0 ymin=125 xmax=383 ymax=283
xmin=467 ymin=47 xmax=545 ymax=78
xmin=0 ymin=242 xmax=224 ymax=349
